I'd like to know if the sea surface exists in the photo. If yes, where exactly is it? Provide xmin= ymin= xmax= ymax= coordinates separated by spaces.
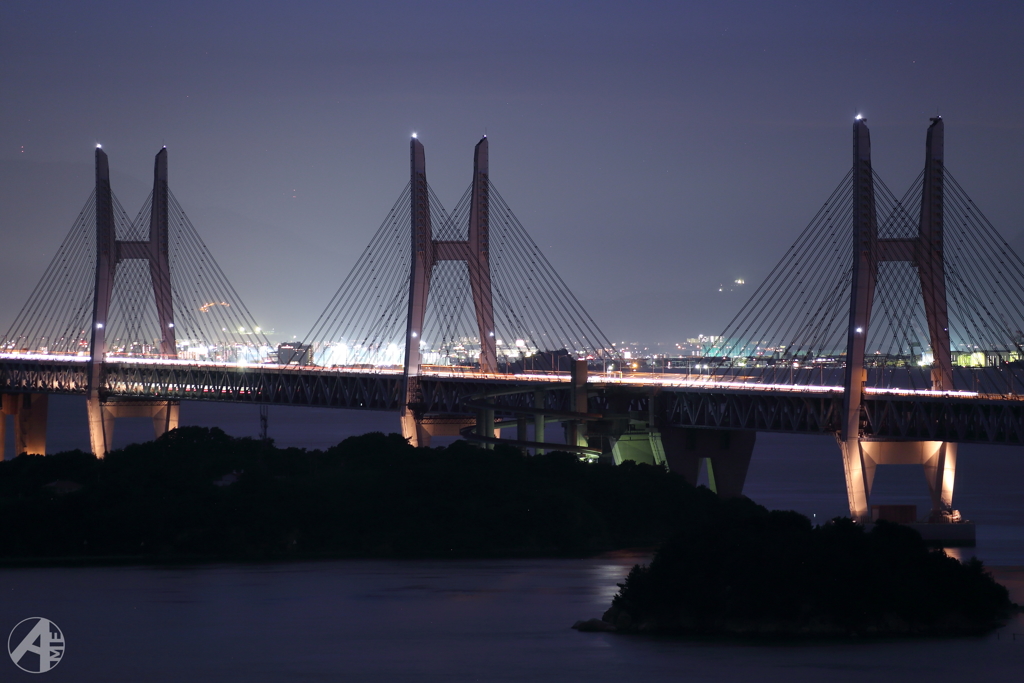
xmin=2 ymin=396 xmax=1023 ymax=680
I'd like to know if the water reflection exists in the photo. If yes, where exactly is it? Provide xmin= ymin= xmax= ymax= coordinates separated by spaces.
xmin=1 ymin=559 xmax=1023 ymax=682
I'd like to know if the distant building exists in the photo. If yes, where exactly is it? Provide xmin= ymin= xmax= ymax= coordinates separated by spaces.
xmin=277 ymin=342 xmax=313 ymax=365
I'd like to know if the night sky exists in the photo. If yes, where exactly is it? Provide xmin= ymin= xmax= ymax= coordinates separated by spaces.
xmin=2 ymin=1 xmax=1023 ymax=348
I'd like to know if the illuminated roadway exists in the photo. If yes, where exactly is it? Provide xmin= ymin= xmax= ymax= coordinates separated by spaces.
xmin=2 ymin=353 xmax=1022 ymax=445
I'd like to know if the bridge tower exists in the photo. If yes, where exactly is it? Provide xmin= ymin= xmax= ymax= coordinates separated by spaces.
xmin=840 ymin=118 xmax=956 ymax=522
xmin=86 ymin=147 xmax=179 ymax=456
xmin=0 ymin=394 xmax=48 ymax=457
xmin=400 ymin=137 xmax=496 ymax=446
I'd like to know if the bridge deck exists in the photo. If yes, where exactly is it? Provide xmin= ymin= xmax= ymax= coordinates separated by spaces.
xmin=2 ymin=355 xmax=1023 ymax=445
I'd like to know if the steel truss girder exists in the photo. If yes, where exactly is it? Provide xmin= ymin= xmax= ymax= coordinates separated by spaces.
xmin=656 ymin=390 xmax=843 ymax=434
xmin=862 ymin=395 xmax=1024 ymax=444
xmin=0 ymin=360 xmax=89 ymax=394
xmin=4 ymin=358 xmax=1024 ymax=445
xmin=415 ymin=378 xmax=567 ymax=414
xmin=101 ymin=365 xmax=405 ymax=409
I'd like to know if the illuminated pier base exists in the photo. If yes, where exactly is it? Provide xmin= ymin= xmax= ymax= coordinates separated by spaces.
xmin=403 ymin=414 xmax=476 ymax=448
xmin=0 ymin=393 xmax=48 ymax=458
xmin=87 ymin=398 xmax=179 ymax=457
xmin=841 ymin=438 xmax=957 ymax=522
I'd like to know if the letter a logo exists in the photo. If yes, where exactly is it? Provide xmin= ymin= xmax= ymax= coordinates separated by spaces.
xmin=8 ymin=618 xmax=65 ymax=673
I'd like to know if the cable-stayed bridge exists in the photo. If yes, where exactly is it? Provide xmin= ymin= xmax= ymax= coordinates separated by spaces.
xmin=2 ymin=120 xmax=1023 ymax=525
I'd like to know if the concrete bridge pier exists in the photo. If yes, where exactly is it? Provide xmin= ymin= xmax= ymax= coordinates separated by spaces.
xmin=87 ymin=398 xmax=179 ymax=456
xmin=840 ymin=438 xmax=957 ymax=522
xmin=399 ymin=405 xmax=422 ymax=447
xmin=662 ymin=427 xmax=756 ymax=498
xmin=563 ymin=360 xmax=589 ymax=450
xmin=533 ymin=390 xmax=546 ymax=455
xmin=608 ymin=419 xmax=756 ymax=498
xmin=403 ymin=411 xmax=477 ymax=448
xmin=0 ymin=393 xmax=48 ymax=458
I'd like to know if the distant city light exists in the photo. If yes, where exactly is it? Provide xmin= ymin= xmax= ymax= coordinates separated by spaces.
xmin=412 ymin=133 xmax=418 ymax=138
xmin=855 ymin=114 xmax=863 ymax=120
xmin=96 ymin=144 xmax=102 ymax=148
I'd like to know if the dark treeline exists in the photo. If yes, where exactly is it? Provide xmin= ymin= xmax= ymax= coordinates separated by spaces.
xmin=0 ymin=427 xmax=707 ymax=562
xmin=4 ymin=427 xmax=1015 ymax=636
xmin=602 ymin=496 xmax=1015 ymax=637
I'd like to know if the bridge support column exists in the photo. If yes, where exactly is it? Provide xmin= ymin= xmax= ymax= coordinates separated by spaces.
xmin=924 ymin=442 xmax=957 ymax=517
xmin=565 ymin=360 xmax=589 ymax=449
xmin=534 ymin=390 xmax=546 ymax=455
xmin=658 ymin=426 xmax=700 ymax=484
xmin=476 ymin=407 xmax=495 ymax=449
xmin=0 ymin=394 xmax=48 ymax=458
xmin=399 ymin=410 xmax=433 ymax=448
xmin=842 ymin=440 xmax=957 ymax=521
xmin=408 ymin=414 xmax=477 ymax=449
xmin=399 ymin=408 xmax=422 ymax=447
xmin=87 ymin=399 xmax=179 ymax=455
xmin=839 ymin=438 xmax=872 ymax=521
xmin=659 ymin=426 xmax=755 ymax=498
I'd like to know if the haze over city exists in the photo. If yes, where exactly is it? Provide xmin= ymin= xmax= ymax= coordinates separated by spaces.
xmin=3 ymin=1 xmax=1023 ymax=351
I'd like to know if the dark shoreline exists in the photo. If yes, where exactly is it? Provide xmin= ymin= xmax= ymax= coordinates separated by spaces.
xmin=0 ymin=429 xmax=698 ymax=565
xmin=585 ymin=503 xmax=1019 ymax=639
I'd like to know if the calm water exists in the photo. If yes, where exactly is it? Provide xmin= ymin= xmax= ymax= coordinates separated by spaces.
xmin=1 ymin=559 xmax=1022 ymax=682
xmin=2 ymin=396 xmax=1023 ymax=680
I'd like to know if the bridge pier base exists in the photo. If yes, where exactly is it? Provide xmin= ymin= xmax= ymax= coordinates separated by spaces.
xmin=403 ymin=413 xmax=477 ymax=449
xmin=840 ymin=439 xmax=958 ymax=522
xmin=87 ymin=398 xmax=179 ymax=457
xmin=0 ymin=393 xmax=48 ymax=458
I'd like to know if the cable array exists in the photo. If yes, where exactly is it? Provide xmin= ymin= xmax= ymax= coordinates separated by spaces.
xmin=1 ymin=192 xmax=98 ymax=355
xmin=706 ymin=167 xmax=1024 ymax=394
xmin=2 ymin=189 xmax=270 ymax=361
xmin=305 ymin=180 xmax=614 ymax=369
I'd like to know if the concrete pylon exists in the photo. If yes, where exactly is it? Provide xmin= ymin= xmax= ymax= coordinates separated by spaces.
xmin=917 ymin=118 xmax=953 ymax=391
xmin=0 ymin=393 xmax=48 ymax=459
xmin=86 ymin=148 xmax=180 ymax=457
xmin=838 ymin=118 xmax=877 ymax=521
xmin=468 ymin=138 xmax=497 ymax=373
xmin=400 ymin=137 xmax=498 ymax=446
xmin=838 ymin=118 xmax=957 ymax=521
